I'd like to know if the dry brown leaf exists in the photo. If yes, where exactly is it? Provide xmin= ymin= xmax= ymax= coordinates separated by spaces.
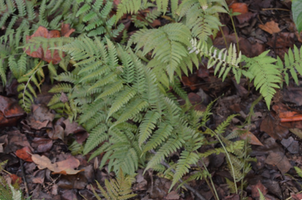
xmin=259 ymin=21 xmax=281 ymax=34
xmin=238 ymin=130 xmax=263 ymax=146
xmin=31 ymin=154 xmax=84 ymax=175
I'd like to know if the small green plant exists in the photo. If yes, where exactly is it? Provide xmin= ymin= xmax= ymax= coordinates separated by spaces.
xmin=0 ymin=161 xmax=23 ymax=200
xmin=86 ymin=169 xmax=136 ymax=200
xmin=2 ymin=0 xmax=302 ymax=198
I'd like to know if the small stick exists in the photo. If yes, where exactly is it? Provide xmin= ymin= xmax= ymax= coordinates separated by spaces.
xmin=20 ymin=159 xmax=29 ymax=198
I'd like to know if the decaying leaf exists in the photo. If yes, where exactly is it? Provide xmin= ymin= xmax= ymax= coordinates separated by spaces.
xmin=31 ymin=154 xmax=84 ymax=175
xmin=15 ymin=146 xmax=33 ymax=162
xmin=250 ymin=180 xmax=267 ymax=198
xmin=265 ymin=151 xmax=292 ymax=174
xmin=259 ymin=21 xmax=281 ymax=34
xmin=238 ymin=129 xmax=263 ymax=146
xmin=24 ymin=23 xmax=75 ymax=64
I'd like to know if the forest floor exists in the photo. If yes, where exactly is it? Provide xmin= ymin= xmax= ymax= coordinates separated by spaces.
xmin=2 ymin=0 xmax=302 ymax=199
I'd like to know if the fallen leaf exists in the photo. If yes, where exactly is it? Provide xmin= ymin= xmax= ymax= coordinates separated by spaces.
xmin=265 ymin=151 xmax=292 ymax=174
xmin=236 ymin=12 xmax=255 ymax=24
xmin=260 ymin=113 xmax=289 ymax=140
xmin=9 ymin=174 xmax=22 ymax=185
xmin=0 ymin=96 xmax=25 ymax=127
xmin=31 ymin=154 xmax=84 ymax=175
xmin=229 ymin=3 xmax=248 ymax=14
xmin=259 ymin=21 xmax=281 ymax=34
xmin=32 ymin=138 xmax=53 ymax=153
xmin=25 ymin=23 xmax=75 ymax=64
xmin=250 ymin=180 xmax=267 ymax=198
xmin=165 ymin=191 xmax=180 ymax=200
xmin=181 ymin=75 xmax=198 ymax=90
xmin=237 ymin=129 xmax=263 ymax=146
xmin=15 ymin=146 xmax=33 ymax=162
xmin=292 ymin=193 xmax=302 ymax=200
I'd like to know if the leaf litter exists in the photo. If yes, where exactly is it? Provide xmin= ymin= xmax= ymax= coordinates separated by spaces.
xmin=2 ymin=0 xmax=302 ymax=199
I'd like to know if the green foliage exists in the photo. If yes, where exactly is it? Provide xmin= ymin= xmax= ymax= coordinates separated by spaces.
xmin=176 ymin=0 xmax=228 ymax=41
xmin=242 ymin=52 xmax=281 ymax=108
xmin=129 ymin=23 xmax=197 ymax=82
xmin=4 ymin=0 xmax=302 ymax=197
xmin=89 ymin=169 xmax=137 ymax=200
xmin=292 ymin=0 xmax=302 ymax=33
xmin=0 ymin=161 xmax=23 ymax=200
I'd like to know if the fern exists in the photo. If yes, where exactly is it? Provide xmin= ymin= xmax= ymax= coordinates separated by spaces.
xmin=276 ymin=45 xmax=302 ymax=86
xmin=176 ymin=0 xmax=228 ymax=41
xmin=189 ymin=39 xmax=242 ymax=82
xmin=89 ymin=169 xmax=137 ymax=200
xmin=242 ymin=52 xmax=282 ymax=108
xmin=128 ymin=23 xmax=198 ymax=82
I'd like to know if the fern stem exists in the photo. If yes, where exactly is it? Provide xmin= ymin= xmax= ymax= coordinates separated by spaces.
xmin=149 ymin=150 xmax=207 ymax=200
xmin=210 ymin=130 xmax=238 ymax=193
xmin=229 ymin=15 xmax=240 ymax=63
xmin=199 ymin=158 xmax=219 ymax=200
xmin=219 ymin=26 xmax=228 ymax=49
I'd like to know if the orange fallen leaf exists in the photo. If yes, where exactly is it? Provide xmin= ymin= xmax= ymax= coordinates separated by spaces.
xmin=24 ymin=23 xmax=75 ymax=64
xmin=259 ymin=21 xmax=281 ymax=34
xmin=15 ymin=146 xmax=33 ymax=162
xmin=9 ymin=174 xmax=22 ymax=185
xmin=229 ymin=3 xmax=248 ymax=14
xmin=272 ymin=104 xmax=302 ymax=122
xmin=31 ymin=154 xmax=84 ymax=175
xmin=234 ymin=129 xmax=263 ymax=146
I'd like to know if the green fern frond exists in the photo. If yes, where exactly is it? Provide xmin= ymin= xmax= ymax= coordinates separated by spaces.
xmin=91 ymin=169 xmax=136 ymax=200
xmin=129 ymin=23 xmax=191 ymax=81
xmin=242 ymin=51 xmax=282 ymax=108
xmin=214 ymin=114 xmax=237 ymax=135
xmin=142 ymin=123 xmax=174 ymax=154
xmin=177 ymin=0 xmax=227 ymax=41
xmin=83 ymin=123 xmax=108 ymax=155
xmin=276 ymin=45 xmax=302 ymax=86
xmin=171 ymin=151 xmax=199 ymax=188
xmin=138 ymin=111 xmax=160 ymax=146
xmin=189 ymin=39 xmax=242 ymax=82
xmin=145 ymin=136 xmax=183 ymax=171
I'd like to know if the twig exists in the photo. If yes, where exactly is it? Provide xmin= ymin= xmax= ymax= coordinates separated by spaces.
xmin=20 ymin=159 xmax=29 ymax=198
xmin=149 ymin=150 xmax=207 ymax=200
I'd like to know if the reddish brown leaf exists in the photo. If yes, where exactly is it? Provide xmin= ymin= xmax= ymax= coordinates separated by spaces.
xmin=250 ymin=180 xmax=267 ymax=198
xmin=229 ymin=3 xmax=248 ymax=14
xmin=24 ymin=23 xmax=75 ymax=64
xmin=291 ymin=193 xmax=302 ymax=200
xmin=15 ymin=146 xmax=33 ymax=162
xmin=259 ymin=21 xmax=281 ymax=34
xmin=260 ymin=113 xmax=289 ymax=140
xmin=9 ymin=174 xmax=22 ymax=185
xmin=181 ymin=75 xmax=198 ymax=90
xmin=0 ymin=96 xmax=25 ymax=127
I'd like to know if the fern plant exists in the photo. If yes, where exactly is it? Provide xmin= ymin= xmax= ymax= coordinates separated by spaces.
xmin=86 ymin=169 xmax=136 ymax=200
